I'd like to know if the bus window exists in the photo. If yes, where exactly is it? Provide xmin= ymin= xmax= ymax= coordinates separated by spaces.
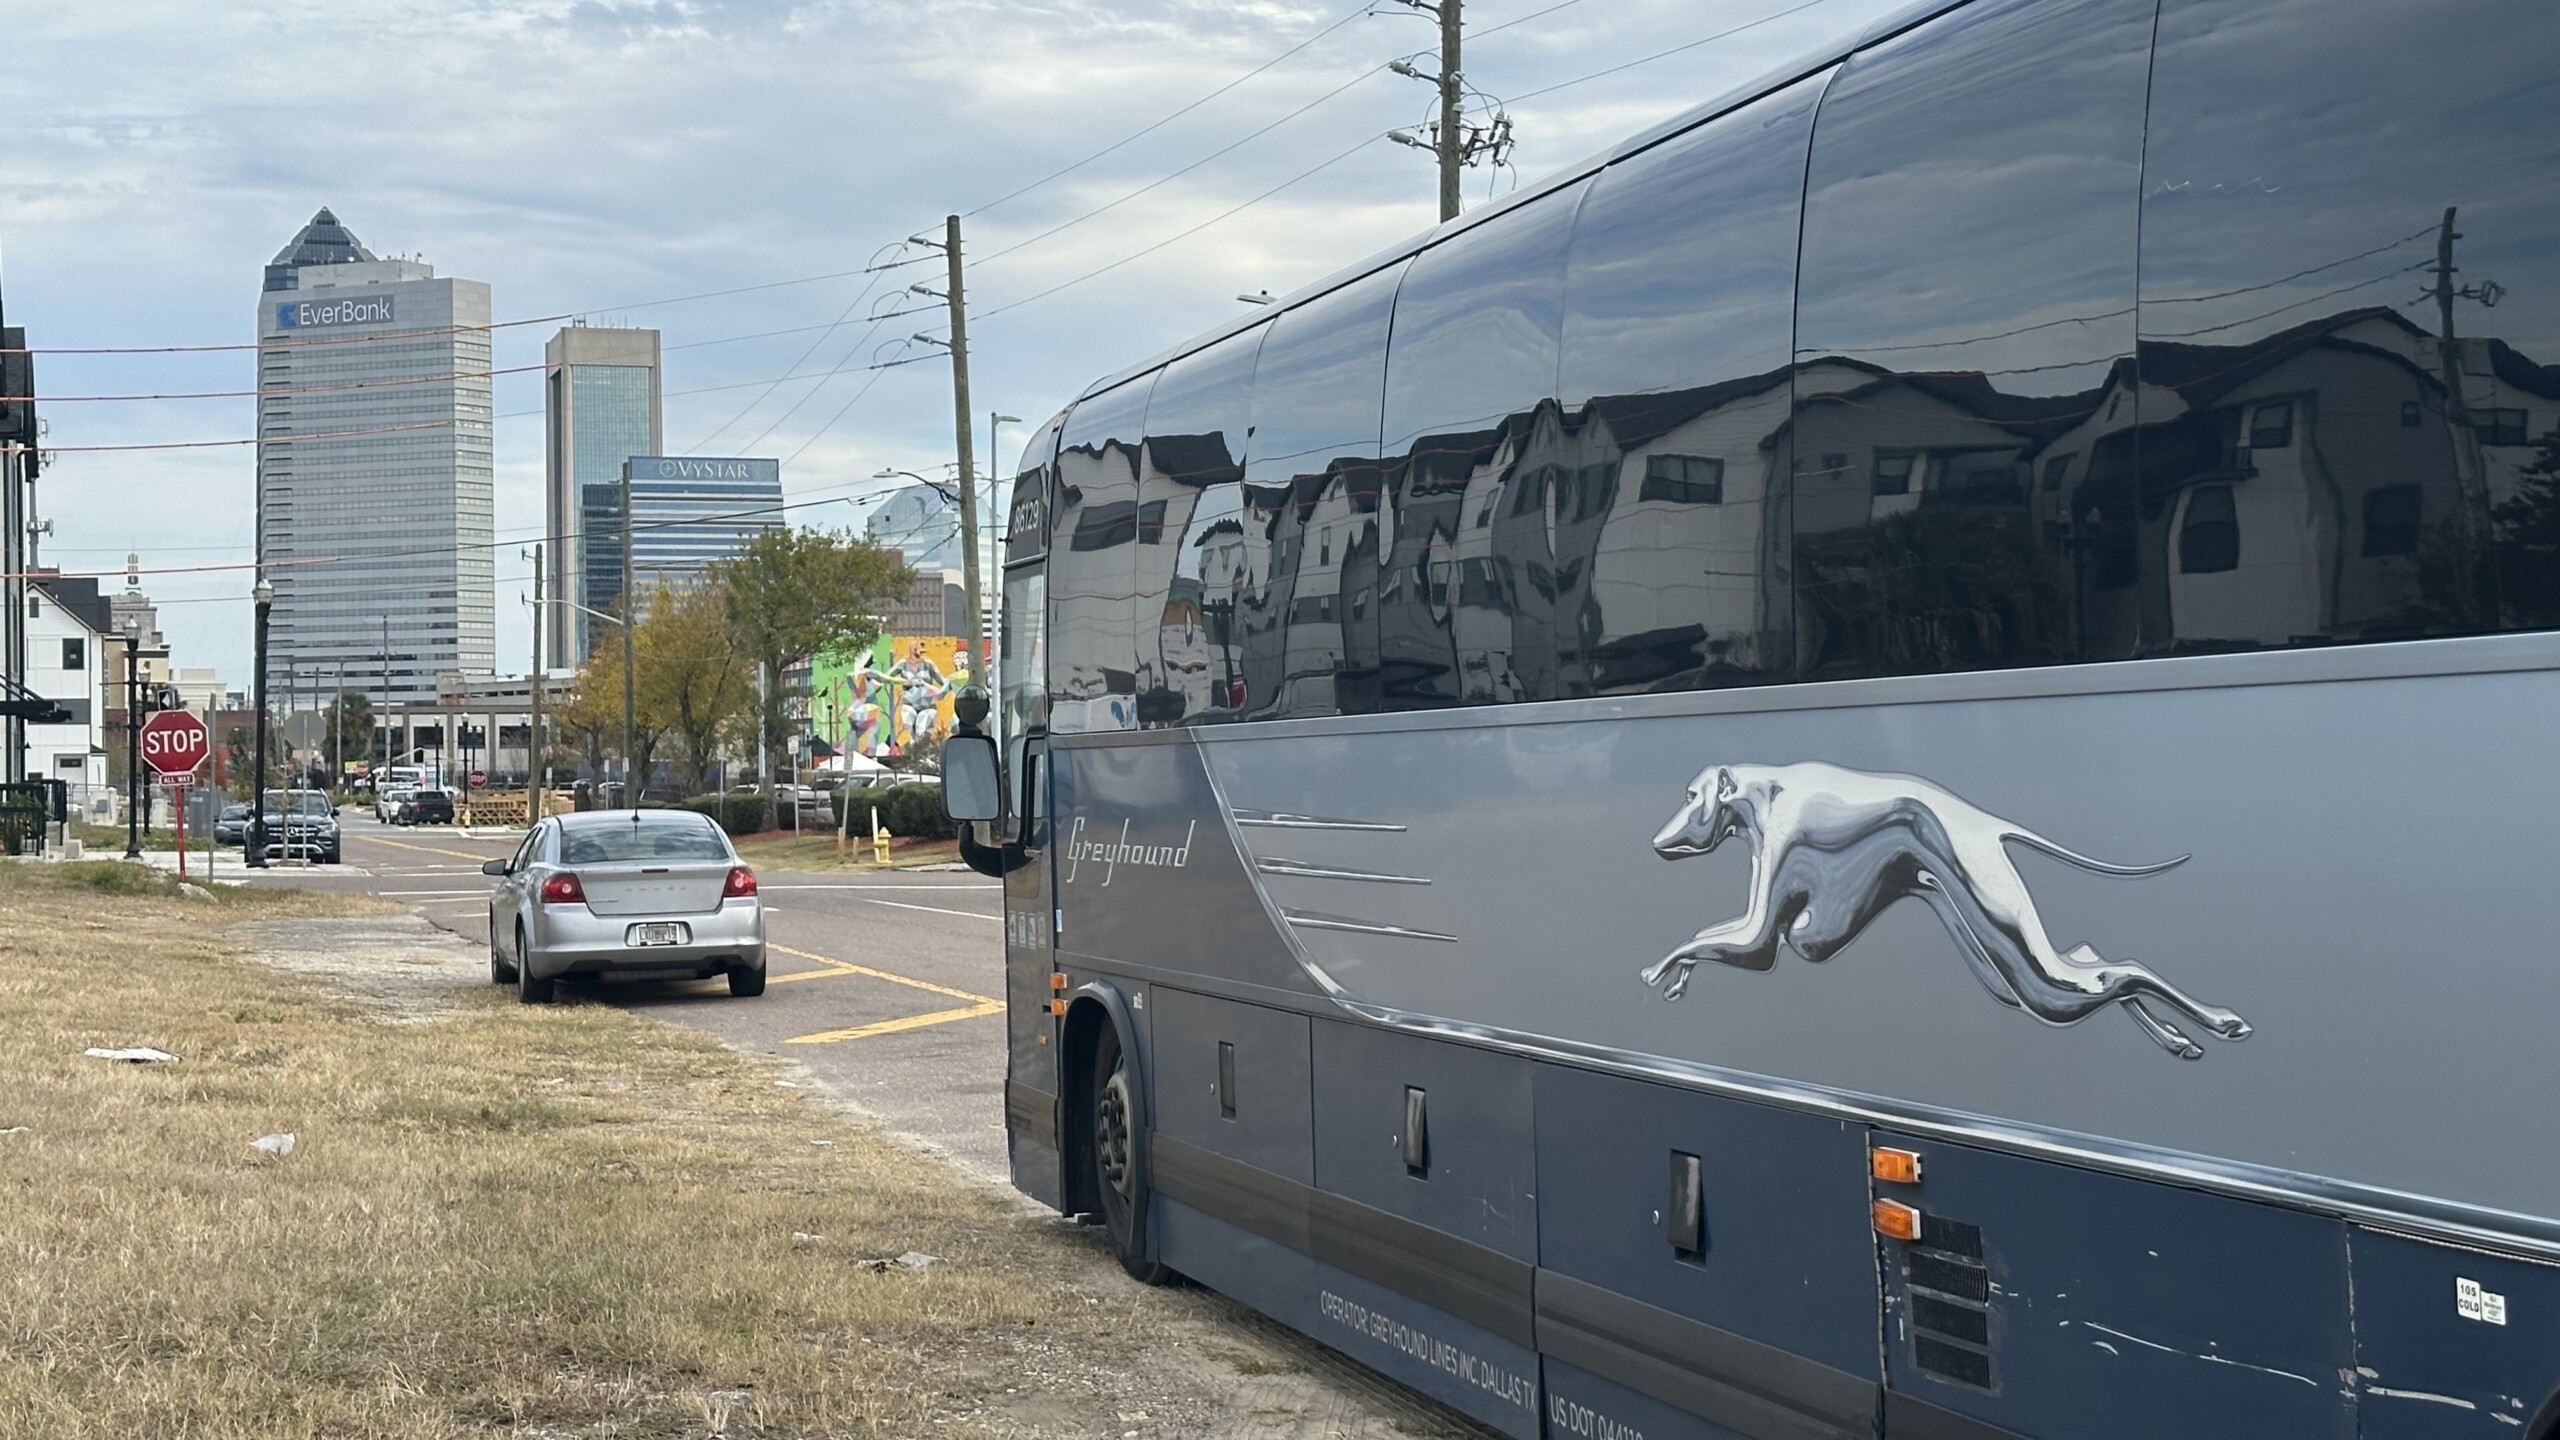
xmin=2139 ymin=0 xmax=2560 ymax=649
xmin=1558 ymin=73 xmax=1823 ymax=695
xmin=1142 ymin=325 xmax=1266 ymax=725
xmin=1237 ymin=264 xmax=1405 ymax=720
xmin=1791 ymin=0 xmax=2155 ymax=682
xmin=1049 ymin=375 xmax=1156 ymax=733
xmin=1380 ymin=180 xmax=1585 ymax=708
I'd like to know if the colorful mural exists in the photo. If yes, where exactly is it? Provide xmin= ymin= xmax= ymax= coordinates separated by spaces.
xmin=808 ymin=636 xmax=978 ymax=759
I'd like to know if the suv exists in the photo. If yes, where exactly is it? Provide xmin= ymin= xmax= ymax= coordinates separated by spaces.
xmin=398 ymin=788 xmax=455 ymax=826
xmin=258 ymin=789 xmax=341 ymax=864
xmin=374 ymin=784 xmax=414 ymax=824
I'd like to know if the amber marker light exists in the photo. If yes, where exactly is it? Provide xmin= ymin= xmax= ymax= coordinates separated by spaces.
xmin=1047 ymin=998 xmax=1067 ymax=1016
xmin=1050 ymin=972 xmax=1068 ymax=991
xmin=1873 ymin=1199 xmax=1923 ymax=1242
xmin=1871 ymin=1147 xmax=1924 ymax=1185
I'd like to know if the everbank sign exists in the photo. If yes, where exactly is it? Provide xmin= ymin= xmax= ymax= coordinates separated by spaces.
xmin=275 ymin=294 xmax=395 ymax=329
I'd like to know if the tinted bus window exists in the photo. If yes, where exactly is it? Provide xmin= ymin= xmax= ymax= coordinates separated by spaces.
xmin=1557 ymin=74 xmax=1824 ymax=695
xmin=2138 ymin=0 xmax=2560 ymax=650
xmin=1143 ymin=326 xmax=1267 ymax=725
xmin=1380 ymin=183 xmax=1585 ymax=708
xmin=1050 ymin=375 xmax=1156 ymax=733
xmin=1239 ymin=264 xmax=1406 ymax=719
xmin=1791 ymin=0 xmax=2155 ymax=683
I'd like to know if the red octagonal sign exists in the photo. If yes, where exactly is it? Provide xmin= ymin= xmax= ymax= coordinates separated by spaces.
xmin=140 ymin=710 xmax=211 ymax=778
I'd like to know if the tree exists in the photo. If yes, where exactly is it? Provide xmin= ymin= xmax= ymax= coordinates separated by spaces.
xmin=563 ymin=602 xmax=674 ymax=801
xmin=324 ymin=690 xmax=373 ymax=773
xmin=633 ymin=578 xmax=751 ymax=797
xmin=719 ymin=528 xmax=912 ymax=823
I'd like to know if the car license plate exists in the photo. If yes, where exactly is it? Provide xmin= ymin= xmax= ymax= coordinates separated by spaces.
xmin=628 ymin=922 xmax=688 ymax=947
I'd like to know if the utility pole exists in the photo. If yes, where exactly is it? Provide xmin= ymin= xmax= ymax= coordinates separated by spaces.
xmin=2427 ymin=205 xmax=2503 ymax=624
xmin=1437 ymin=0 xmax=1462 ymax=223
xmin=944 ymin=215 xmax=985 ymax=660
xmin=620 ymin=460 xmax=636 ymax=807
xmin=528 ymin=542 xmax=544 ymax=822
xmin=1389 ymin=0 xmax=1508 ymax=223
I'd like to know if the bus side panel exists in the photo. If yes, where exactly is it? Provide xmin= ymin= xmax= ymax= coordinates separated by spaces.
xmin=2346 ymin=1227 xmax=2560 ymax=1436
xmin=1871 ymin=1132 xmax=2354 ymax=1438
xmin=1148 ymin=986 xmax=1314 ymax=1184
xmin=1534 ymin=1067 xmax=1878 ymax=1429
xmin=1310 ymin=1020 xmax=1539 ymax=1264
xmin=1304 ymin=1266 xmax=1542 ymax=1438
xmin=1541 ymin=1358 xmax=1758 ymax=1440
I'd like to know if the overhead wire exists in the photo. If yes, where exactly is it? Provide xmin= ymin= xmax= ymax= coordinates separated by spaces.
xmin=1507 ymin=0 xmax=1841 ymax=103
xmin=965 ymin=0 xmax=1380 ymax=219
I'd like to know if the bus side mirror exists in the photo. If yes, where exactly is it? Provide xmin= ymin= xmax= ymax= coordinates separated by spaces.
xmin=941 ymin=733 xmax=1003 ymax=823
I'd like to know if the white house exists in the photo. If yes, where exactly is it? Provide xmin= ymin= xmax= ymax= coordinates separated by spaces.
xmin=28 ymin=575 xmax=111 ymax=807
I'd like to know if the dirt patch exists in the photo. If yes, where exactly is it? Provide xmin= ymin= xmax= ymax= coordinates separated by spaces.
xmin=0 ymin=864 xmax=1487 ymax=1439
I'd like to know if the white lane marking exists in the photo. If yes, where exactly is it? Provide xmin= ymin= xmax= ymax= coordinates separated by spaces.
xmin=852 ymin=898 xmax=1001 ymax=922
xmin=759 ymin=882 xmax=998 ymax=891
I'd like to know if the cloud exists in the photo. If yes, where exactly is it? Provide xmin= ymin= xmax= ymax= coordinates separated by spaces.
xmin=0 ymin=0 xmax=1902 ymax=684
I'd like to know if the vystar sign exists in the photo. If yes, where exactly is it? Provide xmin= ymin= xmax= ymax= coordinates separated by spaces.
xmin=275 ymin=294 xmax=395 ymax=329
xmin=627 ymin=457 xmax=780 ymax=484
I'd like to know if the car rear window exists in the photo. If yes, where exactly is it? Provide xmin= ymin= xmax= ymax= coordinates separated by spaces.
xmin=557 ymin=820 xmax=731 ymax=864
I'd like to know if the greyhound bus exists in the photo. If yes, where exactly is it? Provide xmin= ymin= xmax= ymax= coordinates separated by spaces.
xmin=943 ymin=0 xmax=2560 ymax=1433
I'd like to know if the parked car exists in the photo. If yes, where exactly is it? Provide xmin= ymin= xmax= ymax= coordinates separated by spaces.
xmin=482 ymin=810 xmax=766 ymax=1004
xmin=212 ymin=802 xmax=251 ymax=846
xmin=374 ymin=784 xmax=414 ymax=824
xmin=257 ymin=789 xmax=341 ymax=864
xmin=396 ymin=788 xmax=455 ymax=826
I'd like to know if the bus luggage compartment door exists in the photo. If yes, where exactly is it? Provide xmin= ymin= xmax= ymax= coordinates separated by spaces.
xmin=1870 ymin=1133 xmax=2352 ymax=1439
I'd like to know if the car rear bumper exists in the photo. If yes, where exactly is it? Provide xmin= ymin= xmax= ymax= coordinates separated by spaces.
xmin=524 ymin=899 xmax=765 ymax=981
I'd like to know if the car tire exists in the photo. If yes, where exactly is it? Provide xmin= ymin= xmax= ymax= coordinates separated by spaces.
xmin=1090 ymin=1025 xmax=1173 ymax=1285
xmin=321 ymin=847 xmax=341 ymax=865
xmin=728 ymin=963 xmax=767 ymax=998
xmin=489 ymin=915 xmax=517 ymax=984
xmin=515 ymin=926 xmax=554 ymax=1005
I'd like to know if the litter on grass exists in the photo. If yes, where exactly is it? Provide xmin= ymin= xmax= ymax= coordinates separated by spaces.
xmin=83 ymin=1047 xmax=179 ymax=1064
xmin=249 ymin=1132 xmax=297 ymax=1157
xmin=857 ymin=1251 xmax=940 ymax=1273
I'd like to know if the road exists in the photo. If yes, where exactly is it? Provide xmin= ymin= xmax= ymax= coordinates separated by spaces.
xmin=263 ymin=811 xmax=1019 ymax=1178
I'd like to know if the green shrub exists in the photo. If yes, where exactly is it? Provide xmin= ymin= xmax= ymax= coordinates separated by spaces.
xmin=675 ymin=793 xmax=772 ymax=837
xmin=831 ymin=783 xmax=954 ymax=841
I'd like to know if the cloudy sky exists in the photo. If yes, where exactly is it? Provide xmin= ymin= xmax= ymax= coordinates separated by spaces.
xmin=1 ymin=0 xmax=1905 ymax=686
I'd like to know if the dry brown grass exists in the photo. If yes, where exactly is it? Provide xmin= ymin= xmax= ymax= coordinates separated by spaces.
xmin=0 ymin=864 xmax=1156 ymax=1438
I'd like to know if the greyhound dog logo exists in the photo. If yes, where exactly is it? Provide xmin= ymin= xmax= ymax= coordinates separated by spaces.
xmin=1646 ymin=762 xmax=2250 ymax=1060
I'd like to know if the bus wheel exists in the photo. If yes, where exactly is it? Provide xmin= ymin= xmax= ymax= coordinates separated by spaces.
xmin=1090 ymin=1025 xmax=1173 ymax=1285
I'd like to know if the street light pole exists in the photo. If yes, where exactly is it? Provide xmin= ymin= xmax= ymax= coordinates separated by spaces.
xmin=986 ymin=411 xmax=1021 ymax=690
xmin=248 ymin=580 xmax=272 ymax=868
xmin=122 ymin=617 xmax=142 ymax=859
xmin=621 ymin=460 xmax=636 ymax=808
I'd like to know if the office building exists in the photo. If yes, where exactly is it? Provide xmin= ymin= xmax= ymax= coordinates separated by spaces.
xmin=619 ymin=456 xmax=784 ymax=608
xmin=543 ymin=326 xmax=662 ymax=664
xmin=256 ymin=208 xmax=494 ymax=704
xmin=864 ymin=482 xmax=964 ymax=570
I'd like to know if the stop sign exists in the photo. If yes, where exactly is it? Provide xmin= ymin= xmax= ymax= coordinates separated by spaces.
xmin=139 ymin=710 xmax=210 ymax=777
xmin=468 ymin=769 xmax=487 ymax=789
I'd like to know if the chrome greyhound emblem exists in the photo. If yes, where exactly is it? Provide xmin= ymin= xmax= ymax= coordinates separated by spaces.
xmin=1646 ymin=762 xmax=2251 ymax=1060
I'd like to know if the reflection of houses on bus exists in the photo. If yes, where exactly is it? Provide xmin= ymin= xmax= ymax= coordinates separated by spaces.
xmin=2045 ymin=308 xmax=2560 ymax=653
xmin=1049 ymin=427 xmax=1143 ymax=732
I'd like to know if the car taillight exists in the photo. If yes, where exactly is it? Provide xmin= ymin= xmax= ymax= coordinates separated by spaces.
xmin=539 ymin=872 xmax=587 ymax=905
xmin=723 ymin=866 xmax=758 ymax=899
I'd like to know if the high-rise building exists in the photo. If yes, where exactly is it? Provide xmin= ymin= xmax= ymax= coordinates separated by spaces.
xmin=864 ymin=482 xmax=964 ymax=570
xmin=543 ymin=326 xmax=662 ymax=664
xmin=256 ymin=209 xmax=494 ymax=703
xmin=621 ymin=456 xmax=784 ymax=606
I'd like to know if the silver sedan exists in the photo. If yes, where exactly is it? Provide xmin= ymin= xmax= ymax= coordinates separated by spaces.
xmin=483 ymin=811 xmax=768 ymax=1004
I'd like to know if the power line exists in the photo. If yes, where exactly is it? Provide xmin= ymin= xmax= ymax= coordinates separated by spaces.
xmin=966 ymin=0 xmax=1380 ymax=220
xmin=978 ymin=132 xmax=1391 ymax=322
xmin=968 ymin=63 xmax=1393 ymax=271
xmin=685 ymin=268 xmax=888 ymax=452
xmin=1507 ymin=0 xmax=1841 ymax=104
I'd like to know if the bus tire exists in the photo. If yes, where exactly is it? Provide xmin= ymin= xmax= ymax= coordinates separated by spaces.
xmin=1090 ymin=1024 xmax=1173 ymax=1285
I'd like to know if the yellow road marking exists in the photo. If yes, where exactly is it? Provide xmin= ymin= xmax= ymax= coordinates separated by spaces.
xmin=361 ymin=834 xmax=498 ymax=862
xmin=766 ymin=941 xmax=1003 ymax=1044
xmin=785 ymin=1001 xmax=1004 ymax=1045
xmin=767 ymin=942 xmax=995 ymax=1005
